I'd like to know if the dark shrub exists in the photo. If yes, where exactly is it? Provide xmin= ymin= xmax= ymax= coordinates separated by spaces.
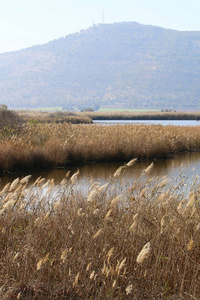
xmin=0 ymin=109 xmax=23 ymax=130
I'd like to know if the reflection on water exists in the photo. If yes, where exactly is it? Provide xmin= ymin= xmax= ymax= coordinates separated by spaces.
xmin=1 ymin=152 xmax=200 ymax=189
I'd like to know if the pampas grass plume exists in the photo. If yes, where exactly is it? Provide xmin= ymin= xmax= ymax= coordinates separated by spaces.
xmin=126 ymin=284 xmax=133 ymax=295
xmin=114 ymin=166 xmax=126 ymax=178
xmin=93 ymin=228 xmax=103 ymax=239
xmin=73 ymin=272 xmax=80 ymax=287
xmin=187 ymin=239 xmax=194 ymax=251
xmin=70 ymin=169 xmax=79 ymax=185
xmin=117 ymin=258 xmax=127 ymax=276
xmin=107 ymin=247 xmax=114 ymax=263
xmin=60 ymin=178 xmax=67 ymax=185
xmin=110 ymin=194 xmax=122 ymax=208
xmin=136 ymin=242 xmax=151 ymax=264
xmin=160 ymin=215 xmax=168 ymax=235
xmin=37 ymin=258 xmax=44 ymax=271
xmin=129 ymin=218 xmax=139 ymax=234
xmin=61 ymin=249 xmax=68 ymax=262
xmin=126 ymin=158 xmax=137 ymax=167
xmin=20 ymin=175 xmax=32 ymax=184
xmin=86 ymin=262 xmax=92 ymax=271
xmin=89 ymin=270 xmax=95 ymax=280
xmin=9 ymin=178 xmax=19 ymax=192
xmin=104 ymin=209 xmax=113 ymax=220
xmin=143 ymin=162 xmax=154 ymax=174
xmin=1 ymin=182 xmax=10 ymax=194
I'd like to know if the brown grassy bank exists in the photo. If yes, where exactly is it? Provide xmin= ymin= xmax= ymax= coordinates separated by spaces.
xmin=0 ymin=123 xmax=200 ymax=172
xmin=18 ymin=110 xmax=92 ymax=124
xmin=85 ymin=111 xmax=200 ymax=120
xmin=0 ymin=163 xmax=200 ymax=299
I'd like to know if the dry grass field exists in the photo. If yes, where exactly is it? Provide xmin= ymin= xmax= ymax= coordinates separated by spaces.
xmin=0 ymin=121 xmax=200 ymax=172
xmin=0 ymin=161 xmax=200 ymax=299
xmin=85 ymin=111 xmax=200 ymax=120
xmin=18 ymin=110 xmax=92 ymax=124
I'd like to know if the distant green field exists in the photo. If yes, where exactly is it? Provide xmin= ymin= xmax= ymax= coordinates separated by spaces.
xmin=98 ymin=107 xmax=160 ymax=112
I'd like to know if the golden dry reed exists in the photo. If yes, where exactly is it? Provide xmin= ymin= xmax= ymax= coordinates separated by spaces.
xmin=0 ymin=162 xmax=200 ymax=299
xmin=0 ymin=122 xmax=200 ymax=172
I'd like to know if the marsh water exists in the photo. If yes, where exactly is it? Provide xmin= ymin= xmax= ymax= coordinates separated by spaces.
xmin=93 ymin=120 xmax=200 ymax=126
xmin=1 ymin=152 xmax=200 ymax=189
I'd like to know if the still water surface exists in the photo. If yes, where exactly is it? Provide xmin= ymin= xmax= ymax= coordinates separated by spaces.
xmin=1 ymin=152 xmax=200 ymax=189
xmin=93 ymin=120 xmax=200 ymax=126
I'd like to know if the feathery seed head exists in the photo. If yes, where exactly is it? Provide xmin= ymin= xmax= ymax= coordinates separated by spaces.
xmin=87 ymin=188 xmax=100 ymax=204
xmin=60 ymin=178 xmax=67 ymax=185
xmin=187 ymin=239 xmax=194 ymax=251
xmin=187 ymin=192 xmax=196 ymax=207
xmin=70 ymin=169 xmax=79 ymax=185
xmin=143 ymin=162 xmax=154 ymax=175
xmin=86 ymin=262 xmax=92 ymax=271
xmin=61 ymin=249 xmax=68 ymax=262
xmin=126 ymin=158 xmax=137 ymax=167
xmin=1 ymin=182 xmax=10 ymax=194
xmin=89 ymin=182 xmax=100 ymax=191
xmin=117 ymin=258 xmax=127 ymax=276
xmin=129 ymin=218 xmax=139 ymax=234
xmin=114 ymin=166 xmax=126 ymax=178
xmin=73 ymin=272 xmax=80 ymax=287
xmin=107 ymin=247 xmax=114 ymax=263
xmin=160 ymin=215 xmax=169 ymax=235
xmin=136 ymin=242 xmax=151 ymax=264
xmin=93 ymin=208 xmax=100 ymax=216
xmin=89 ymin=270 xmax=95 ymax=280
xmin=110 ymin=194 xmax=122 ymax=208
xmin=93 ymin=228 xmax=103 ymax=239
xmin=104 ymin=209 xmax=113 ymax=220
xmin=42 ymin=179 xmax=50 ymax=189
xmin=9 ymin=178 xmax=20 ymax=192
xmin=36 ymin=258 xmax=44 ymax=271
xmin=126 ymin=284 xmax=133 ymax=295
xmin=20 ymin=175 xmax=32 ymax=185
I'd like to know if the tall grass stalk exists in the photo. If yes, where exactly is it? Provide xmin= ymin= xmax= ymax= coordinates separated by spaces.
xmin=0 ymin=164 xmax=200 ymax=299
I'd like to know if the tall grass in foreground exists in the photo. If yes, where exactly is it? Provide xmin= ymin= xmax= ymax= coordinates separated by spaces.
xmin=0 ymin=161 xmax=200 ymax=299
xmin=1 ymin=123 xmax=200 ymax=172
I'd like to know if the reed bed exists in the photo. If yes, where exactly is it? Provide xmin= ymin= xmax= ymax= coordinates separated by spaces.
xmin=0 ymin=123 xmax=200 ymax=172
xmin=0 ymin=161 xmax=200 ymax=299
xmin=85 ymin=111 xmax=200 ymax=120
xmin=18 ymin=110 xmax=92 ymax=124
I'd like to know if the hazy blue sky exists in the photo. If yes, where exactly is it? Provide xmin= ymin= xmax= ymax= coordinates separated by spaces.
xmin=1 ymin=0 xmax=200 ymax=53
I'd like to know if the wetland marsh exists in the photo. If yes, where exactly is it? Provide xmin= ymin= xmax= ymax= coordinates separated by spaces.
xmin=1 ymin=111 xmax=200 ymax=299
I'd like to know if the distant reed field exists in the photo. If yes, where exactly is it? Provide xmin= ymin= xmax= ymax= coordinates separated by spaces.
xmin=85 ymin=111 xmax=200 ymax=120
xmin=0 ymin=161 xmax=200 ymax=299
xmin=0 ymin=122 xmax=200 ymax=172
xmin=18 ymin=110 xmax=92 ymax=124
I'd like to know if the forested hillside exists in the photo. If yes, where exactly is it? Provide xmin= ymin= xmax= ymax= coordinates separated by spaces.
xmin=0 ymin=22 xmax=200 ymax=109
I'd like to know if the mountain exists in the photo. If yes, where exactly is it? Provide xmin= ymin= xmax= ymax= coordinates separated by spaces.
xmin=1 ymin=22 xmax=200 ymax=110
